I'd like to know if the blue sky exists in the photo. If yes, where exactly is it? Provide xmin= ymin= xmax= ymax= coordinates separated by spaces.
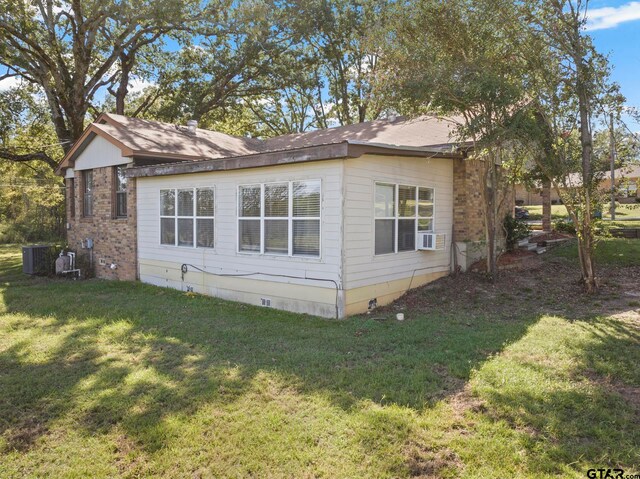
xmin=587 ymin=1 xmax=640 ymax=132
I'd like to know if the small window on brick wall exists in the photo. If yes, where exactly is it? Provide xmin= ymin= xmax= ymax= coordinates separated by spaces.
xmin=83 ymin=170 xmax=93 ymax=217
xmin=160 ymin=187 xmax=214 ymax=248
xmin=114 ymin=166 xmax=127 ymax=218
xmin=68 ymin=178 xmax=75 ymax=218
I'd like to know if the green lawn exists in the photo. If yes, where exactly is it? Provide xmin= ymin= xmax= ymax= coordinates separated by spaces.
xmin=549 ymin=237 xmax=640 ymax=265
xmin=524 ymin=203 xmax=640 ymax=220
xmin=0 ymin=243 xmax=639 ymax=478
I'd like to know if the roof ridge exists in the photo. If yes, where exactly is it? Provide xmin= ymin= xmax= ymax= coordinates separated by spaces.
xmin=102 ymin=112 xmax=266 ymax=145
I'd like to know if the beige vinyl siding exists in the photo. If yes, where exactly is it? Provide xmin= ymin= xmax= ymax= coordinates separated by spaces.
xmin=73 ymin=135 xmax=131 ymax=170
xmin=342 ymin=155 xmax=453 ymax=292
xmin=136 ymin=160 xmax=344 ymax=317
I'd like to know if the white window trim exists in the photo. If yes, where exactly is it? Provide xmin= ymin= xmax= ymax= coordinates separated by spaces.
xmin=159 ymin=187 xmax=215 ymax=249
xmin=374 ymin=181 xmax=435 ymax=255
xmin=237 ymin=180 xmax=322 ymax=258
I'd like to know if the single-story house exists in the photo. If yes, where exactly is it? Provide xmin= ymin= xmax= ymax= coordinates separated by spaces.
xmin=516 ymin=164 xmax=640 ymax=206
xmin=56 ymin=113 xmax=502 ymax=318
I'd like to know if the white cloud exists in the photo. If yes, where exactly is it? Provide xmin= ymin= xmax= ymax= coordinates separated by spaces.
xmin=0 ymin=76 xmax=21 ymax=91
xmin=586 ymin=2 xmax=640 ymax=30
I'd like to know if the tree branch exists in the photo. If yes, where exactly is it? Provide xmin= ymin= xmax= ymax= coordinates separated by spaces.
xmin=0 ymin=148 xmax=58 ymax=170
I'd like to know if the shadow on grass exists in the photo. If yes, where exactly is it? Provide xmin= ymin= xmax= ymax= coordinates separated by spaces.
xmin=0 ymin=271 xmax=537 ymax=454
xmin=0 ymin=242 xmax=638 ymax=475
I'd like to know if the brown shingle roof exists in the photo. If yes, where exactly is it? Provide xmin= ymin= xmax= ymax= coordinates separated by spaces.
xmin=57 ymin=113 xmax=465 ymax=174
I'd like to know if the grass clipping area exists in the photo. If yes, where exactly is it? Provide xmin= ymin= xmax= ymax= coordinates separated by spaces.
xmin=0 ymin=240 xmax=639 ymax=478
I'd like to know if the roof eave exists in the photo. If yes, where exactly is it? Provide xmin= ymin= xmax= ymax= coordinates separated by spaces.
xmin=126 ymin=141 xmax=465 ymax=179
xmin=55 ymin=123 xmax=135 ymax=175
xmin=126 ymin=142 xmax=352 ymax=178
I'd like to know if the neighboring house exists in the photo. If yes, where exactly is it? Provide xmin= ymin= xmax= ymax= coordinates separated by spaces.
xmin=516 ymin=164 xmax=640 ymax=206
xmin=56 ymin=113 xmax=503 ymax=318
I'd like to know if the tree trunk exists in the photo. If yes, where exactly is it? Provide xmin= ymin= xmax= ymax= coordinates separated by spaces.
xmin=542 ymin=180 xmax=551 ymax=232
xmin=573 ymin=46 xmax=597 ymax=292
xmin=484 ymin=157 xmax=498 ymax=279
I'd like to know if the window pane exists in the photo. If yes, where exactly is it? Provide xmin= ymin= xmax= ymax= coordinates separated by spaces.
xmin=418 ymin=188 xmax=434 ymax=218
xmin=398 ymin=186 xmax=416 ymax=217
xmin=418 ymin=219 xmax=433 ymax=232
xmin=375 ymin=219 xmax=395 ymax=254
xmin=419 ymin=187 xmax=433 ymax=202
xmin=239 ymin=185 xmax=261 ymax=217
xmin=239 ymin=219 xmax=260 ymax=252
xmin=116 ymin=191 xmax=127 ymax=217
xmin=83 ymin=194 xmax=93 ymax=217
xmin=115 ymin=166 xmax=127 ymax=192
xmin=292 ymin=219 xmax=319 ymax=256
xmin=69 ymin=179 xmax=75 ymax=218
xmin=197 ymin=218 xmax=214 ymax=248
xmin=178 ymin=218 xmax=194 ymax=246
xmin=265 ymin=219 xmax=288 ymax=254
xmin=161 ymin=218 xmax=175 ymax=245
xmin=293 ymin=181 xmax=320 ymax=217
xmin=161 ymin=190 xmax=175 ymax=216
xmin=375 ymin=184 xmax=394 ymax=217
xmin=178 ymin=189 xmax=194 ymax=216
xmin=265 ymin=183 xmax=289 ymax=217
xmin=197 ymin=188 xmax=214 ymax=216
xmin=84 ymin=170 xmax=93 ymax=192
xmin=398 ymin=219 xmax=416 ymax=251
xmin=419 ymin=204 xmax=433 ymax=218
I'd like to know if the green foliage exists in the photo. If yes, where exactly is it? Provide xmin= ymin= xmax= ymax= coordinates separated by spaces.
xmin=553 ymin=218 xmax=576 ymax=235
xmin=503 ymin=214 xmax=530 ymax=251
xmin=0 ymin=90 xmax=65 ymax=243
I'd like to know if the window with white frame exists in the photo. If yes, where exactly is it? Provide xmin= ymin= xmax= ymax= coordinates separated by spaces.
xmin=160 ymin=188 xmax=214 ymax=248
xmin=374 ymin=182 xmax=434 ymax=255
xmin=238 ymin=180 xmax=321 ymax=256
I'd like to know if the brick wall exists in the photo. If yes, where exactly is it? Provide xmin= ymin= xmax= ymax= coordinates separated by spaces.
xmin=66 ymin=166 xmax=137 ymax=281
xmin=453 ymin=157 xmax=486 ymax=242
xmin=452 ymin=157 xmax=514 ymax=270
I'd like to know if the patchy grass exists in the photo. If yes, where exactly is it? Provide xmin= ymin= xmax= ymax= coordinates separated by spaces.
xmin=549 ymin=237 xmax=640 ymax=266
xmin=0 ymin=242 xmax=639 ymax=478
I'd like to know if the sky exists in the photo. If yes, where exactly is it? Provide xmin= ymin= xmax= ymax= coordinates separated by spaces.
xmin=587 ymin=1 xmax=640 ymax=132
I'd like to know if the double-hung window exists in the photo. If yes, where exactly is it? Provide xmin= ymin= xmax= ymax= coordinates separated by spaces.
xmin=238 ymin=180 xmax=321 ymax=257
xmin=374 ymin=182 xmax=434 ymax=255
xmin=82 ymin=170 xmax=93 ymax=217
xmin=114 ymin=166 xmax=127 ymax=218
xmin=160 ymin=187 xmax=214 ymax=248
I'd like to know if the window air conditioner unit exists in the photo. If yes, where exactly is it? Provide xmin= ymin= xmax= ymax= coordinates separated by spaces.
xmin=417 ymin=232 xmax=446 ymax=251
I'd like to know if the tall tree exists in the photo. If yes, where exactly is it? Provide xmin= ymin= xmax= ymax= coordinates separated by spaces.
xmin=284 ymin=0 xmax=392 ymax=127
xmin=520 ymin=0 xmax=625 ymax=292
xmin=0 ymin=0 xmax=211 ymax=166
xmin=385 ymin=0 xmax=529 ymax=277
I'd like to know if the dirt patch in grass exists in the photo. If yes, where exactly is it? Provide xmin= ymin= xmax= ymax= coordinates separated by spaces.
xmin=3 ymin=418 xmax=47 ymax=452
xmin=383 ymin=253 xmax=640 ymax=323
xmin=406 ymin=444 xmax=462 ymax=478
xmin=584 ymin=369 xmax=640 ymax=413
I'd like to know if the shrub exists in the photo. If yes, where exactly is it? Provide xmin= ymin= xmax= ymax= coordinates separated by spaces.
xmin=504 ymin=214 xmax=531 ymax=251
xmin=553 ymin=218 xmax=576 ymax=235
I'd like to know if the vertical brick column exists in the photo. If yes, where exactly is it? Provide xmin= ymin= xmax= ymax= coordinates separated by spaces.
xmin=453 ymin=157 xmax=486 ymax=243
